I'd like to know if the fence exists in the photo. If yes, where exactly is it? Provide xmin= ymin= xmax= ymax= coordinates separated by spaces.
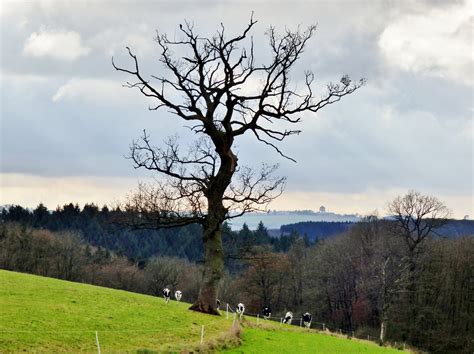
xmin=222 ymin=301 xmax=398 ymax=345
xmin=0 ymin=324 xmax=210 ymax=353
xmin=2 ymin=301 xmax=405 ymax=352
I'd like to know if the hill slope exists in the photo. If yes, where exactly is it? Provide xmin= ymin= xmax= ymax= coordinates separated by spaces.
xmin=0 ymin=270 xmax=233 ymax=352
xmin=0 ymin=270 xmax=403 ymax=353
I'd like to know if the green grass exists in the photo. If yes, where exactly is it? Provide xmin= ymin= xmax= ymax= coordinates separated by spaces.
xmin=223 ymin=327 xmax=403 ymax=353
xmin=0 ymin=270 xmax=403 ymax=353
xmin=0 ymin=270 xmax=232 ymax=352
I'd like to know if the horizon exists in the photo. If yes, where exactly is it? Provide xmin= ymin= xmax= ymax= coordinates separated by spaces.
xmin=0 ymin=184 xmax=470 ymax=220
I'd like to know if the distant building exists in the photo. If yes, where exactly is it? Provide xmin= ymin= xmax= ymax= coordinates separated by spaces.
xmin=319 ymin=205 xmax=326 ymax=213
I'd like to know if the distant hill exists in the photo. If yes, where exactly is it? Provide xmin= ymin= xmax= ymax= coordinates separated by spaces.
xmin=278 ymin=219 xmax=474 ymax=242
xmin=436 ymin=220 xmax=474 ymax=237
xmin=229 ymin=210 xmax=359 ymax=230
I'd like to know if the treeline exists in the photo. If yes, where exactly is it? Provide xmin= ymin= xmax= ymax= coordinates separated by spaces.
xmin=282 ymin=219 xmax=474 ymax=240
xmin=280 ymin=221 xmax=354 ymax=241
xmin=0 ymin=204 xmax=304 ymax=269
xmin=0 ymin=223 xmax=203 ymax=302
xmin=0 ymin=221 xmax=301 ymax=309
xmin=1 ymin=203 xmax=204 ymax=263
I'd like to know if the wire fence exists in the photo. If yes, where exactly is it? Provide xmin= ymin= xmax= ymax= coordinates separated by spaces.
xmin=2 ymin=300 xmax=407 ymax=352
xmin=0 ymin=325 xmax=208 ymax=353
xmin=222 ymin=301 xmax=400 ymax=346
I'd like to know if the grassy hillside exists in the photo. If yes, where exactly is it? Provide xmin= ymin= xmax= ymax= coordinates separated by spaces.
xmin=223 ymin=327 xmax=403 ymax=353
xmin=0 ymin=270 xmax=232 ymax=352
xmin=0 ymin=270 xmax=403 ymax=353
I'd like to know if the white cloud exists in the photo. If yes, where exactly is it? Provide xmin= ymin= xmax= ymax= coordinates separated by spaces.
xmin=51 ymin=77 xmax=154 ymax=108
xmin=379 ymin=1 xmax=473 ymax=85
xmin=90 ymin=25 xmax=155 ymax=57
xmin=23 ymin=27 xmax=90 ymax=61
xmin=52 ymin=78 xmax=123 ymax=103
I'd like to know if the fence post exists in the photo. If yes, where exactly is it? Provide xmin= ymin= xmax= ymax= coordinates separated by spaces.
xmin=226 ymin=303 xmax=229 ymax=320
xmin=300 ymin=317 xmax=302 ymax=327
xmin=257 ymin=314 xmax=259 ymax=325
xmin=200 ymin=325 xmax=204 ymax=345
xmin=95 ymin=331 xmax=101 ymax=354
xmin=322 ymin=323 xmax=325 ymax=331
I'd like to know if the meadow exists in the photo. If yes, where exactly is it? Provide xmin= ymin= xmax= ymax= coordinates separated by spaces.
xmin=0 ymin=270 xmax=403 ymax=353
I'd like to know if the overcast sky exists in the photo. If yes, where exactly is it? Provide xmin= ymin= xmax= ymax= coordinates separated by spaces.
xmin=0 ymin=0 xmax=472 ymax=218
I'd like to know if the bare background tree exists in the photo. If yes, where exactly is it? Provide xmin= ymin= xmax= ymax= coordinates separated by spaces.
xmin=387 ymin=190 xmax=450 ymax=344
xmin=112 ymin=16 xmax=364 ymax=314
xmin=388 ymin=190 xmax=450 ymax=258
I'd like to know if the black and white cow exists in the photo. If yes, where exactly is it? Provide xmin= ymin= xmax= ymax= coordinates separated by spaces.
xmin=302 ymin=312 xmax=312 ymax=328
xmin=236 ymin=303 xmax=245 ymax=319
xmin=216 ymin=299 xmax=221 ymax=310
xmin=262 ymin=306 xmax=272 ymax=320
xmin=163 ymin=288 xmax=171 ymax=303
xmin=175 ymin=290 xmax=182 ymax=302
xmin=283 ymin=311 xmax=293 ymax=324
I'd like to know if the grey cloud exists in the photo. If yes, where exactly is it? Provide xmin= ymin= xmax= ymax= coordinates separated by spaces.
xmin=1 ymin=0 xmax=472 ymax=204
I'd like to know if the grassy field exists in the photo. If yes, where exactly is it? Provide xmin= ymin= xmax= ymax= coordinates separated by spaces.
xmin=0 ymin=270 xmax=403 ymax=353
xmin=0 ymin=270 xmax=233 ymax=352
xmin=223 ymin=327 xmax=403 ymax=353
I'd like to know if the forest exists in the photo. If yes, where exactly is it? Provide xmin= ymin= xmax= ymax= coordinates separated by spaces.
xmin=1 ymin=202 xmax=472 ymax=353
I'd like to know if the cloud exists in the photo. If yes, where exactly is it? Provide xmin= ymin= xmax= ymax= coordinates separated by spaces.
xmin=23 ymin=27 xmax=90 ymax=61
xmin=52 ymin=77 xmax=131 ymax=103
xmin=1 ymin=0 xmax=472 ymax=219
xmin=379 ymin=1 xmax=473 ymax=85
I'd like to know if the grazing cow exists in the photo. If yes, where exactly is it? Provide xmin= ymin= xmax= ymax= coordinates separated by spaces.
xmin=236 ymin=303 xmax=245 ymax=319
xmin=283 ymin=311 xmax=293 ymax=324
xmin=216 ymin=299 xmax=221 ymax=310
xmin=163 ymin=288 xmax=171 ymax=303
xmin=175 ymin=290 xmax=182 ymax=302
xmin=303 ymin=312 xmax=312 ymax=328
xmin=262 ymin=306 xmax=272 ymax=320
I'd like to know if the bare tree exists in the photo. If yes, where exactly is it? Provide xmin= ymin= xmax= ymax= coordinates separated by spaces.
xmin=388 ymin=190 xmax=450 ymax=256
xmin=113 ymin=16 xmax=364 ymax=314
xmin=387 ymin=190 xmax=450 ymax=342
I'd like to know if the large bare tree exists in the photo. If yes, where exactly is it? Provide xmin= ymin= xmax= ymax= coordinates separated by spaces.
xmin=113 ymin=16 xmax=364 ymax=314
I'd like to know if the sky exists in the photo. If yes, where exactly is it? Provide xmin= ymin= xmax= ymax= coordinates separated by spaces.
xmin=0 ymin=0 xmax=472 ymax=218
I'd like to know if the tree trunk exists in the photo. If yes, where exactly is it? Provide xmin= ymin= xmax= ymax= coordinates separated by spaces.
xmin=189 ymin=144 xmax=236 ymax=315
xmin=380 ymin=257 xmax=389 ymax=344
xmin=189 ymin=217 xmax=224 ymax=315
xmin=380 ymin=318 xmax=386 ymax=343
